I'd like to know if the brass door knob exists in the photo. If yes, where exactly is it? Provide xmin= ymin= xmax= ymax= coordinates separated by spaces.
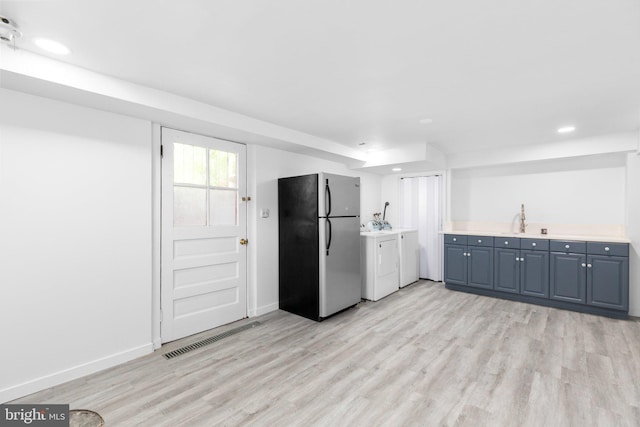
xmin=240 ymin=238 xmax=248 ymax=245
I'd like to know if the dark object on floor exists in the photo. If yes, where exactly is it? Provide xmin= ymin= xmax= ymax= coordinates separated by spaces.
xmin=69 ymin=409 xmax=104 ymax=427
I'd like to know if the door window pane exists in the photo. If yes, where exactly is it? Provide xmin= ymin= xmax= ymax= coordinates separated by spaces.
xmin=174 ymin=187 xmax=207 ymax=226
xmin=209 ymin=189 xmax=238 ymax=225
xmin=174 ymin=143 xmax=206 ymax=185
xmin=209 ymin=150 xmax=237 ymax=188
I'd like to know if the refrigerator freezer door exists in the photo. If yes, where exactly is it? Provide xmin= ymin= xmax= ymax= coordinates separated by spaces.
xmin=278 ymin=174 xmax=320 ymax=320
xmin=319 ymin=173 xmax=360 ymax=217
xmin=319 ymin=216 xmax=362 ymax=317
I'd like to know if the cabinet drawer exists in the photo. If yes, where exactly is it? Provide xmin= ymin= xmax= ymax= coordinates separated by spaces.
xmin=587 ymin=242 xmax=629 ymax=257
xmin=468 ymin=236 xmax=494 ymax=247
xmin=521 ymin=238 xmax=549 ymax=251
xmin=550 ymin=240 xmax=586 ymax=254
xmin=495 ymin=237 xmax=520 ymax=248
xmin=444 ymin=234 xmax=467 ymax=245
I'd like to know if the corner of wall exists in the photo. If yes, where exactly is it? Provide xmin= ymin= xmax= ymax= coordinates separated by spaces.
xmin=626 ymin=152 xmax=640 ymax=316
xmin=1 ymin=344 xmax=153 ymax=404
xmin=246 ymin=144 xmax=259 ymax=319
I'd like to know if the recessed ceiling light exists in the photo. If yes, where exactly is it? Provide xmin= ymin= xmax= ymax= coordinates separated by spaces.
xmin=419 ymin=118 xmax=433 ymax=124
xmin=33 ymin=38 xmax=70 ymax=55
xmin=392 ymin=167 xmax=402 ymax=172
xmin=557 ymin=126 xmax=575 ymax=134
xmin=0 ymin=15 xmax=22 ymax=43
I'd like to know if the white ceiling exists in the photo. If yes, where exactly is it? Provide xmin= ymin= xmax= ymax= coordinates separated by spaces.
xmin=2 ymin=0 xmax=639 ymax=157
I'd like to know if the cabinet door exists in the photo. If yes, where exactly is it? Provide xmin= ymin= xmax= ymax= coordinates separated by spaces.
xmin=400 ymin=232 xmax=419 ymax=287
xmin=587 ymin=255 xmax=628 ymax=311
xmin=550 ymin=253 xmax=586 ymax=303
xmin=468 ymin=246 xmax=493 ymax=289
xmin=370 ymin=238 xmax=399 ymax=301
xmin=520 ymin=250 xmax=549 ymax=298
xmin=378 ymin=239 xmax=398 ymax=278
xmin=494 ymin=248 xmax=519 ymax=293
xmin=444 ymin=244 xmax=467 ymax=285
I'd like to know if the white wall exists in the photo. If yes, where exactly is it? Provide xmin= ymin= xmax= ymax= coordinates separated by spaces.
xmin=0 ymin=89 xmax=153 ymax=402
xmin=450 ymin=154 xmax=627 ymax=226
xmin=250 ymin=145 xmax=381 ymax=315
xmin=626 ymin=152 xmax=640 ymax=317
xmin=380 ymin=175 xmax=400 ymax=226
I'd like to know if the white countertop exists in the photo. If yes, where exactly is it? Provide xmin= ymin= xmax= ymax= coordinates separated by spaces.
xmin=360 ymin=228 xmax=417 ymax=237
xmin=442 ymin=230 xmax=630 ymax=243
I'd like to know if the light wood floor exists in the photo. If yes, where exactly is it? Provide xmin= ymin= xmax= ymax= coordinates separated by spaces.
xmin=13 ymin=281 xmax=640 ymax=426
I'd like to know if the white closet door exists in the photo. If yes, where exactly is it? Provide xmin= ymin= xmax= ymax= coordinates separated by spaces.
xmin=399 ymin=175 xmax=443 ymax=281
xmin=420 ymin=176 xmax=442 ymax=281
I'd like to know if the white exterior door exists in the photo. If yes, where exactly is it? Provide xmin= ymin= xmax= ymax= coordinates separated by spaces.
xmin=161 ymin=128 xmax=247 ymax=343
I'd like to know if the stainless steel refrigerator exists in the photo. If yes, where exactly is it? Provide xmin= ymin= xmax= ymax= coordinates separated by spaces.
xmin=278 ymin=173 xmax=361 ymax=321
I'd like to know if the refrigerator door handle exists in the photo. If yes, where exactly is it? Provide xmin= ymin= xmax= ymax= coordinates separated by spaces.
xmin=325 ymin=180 xmax=332 ymax=217
xmin=326 ymin=218 xmax=332 ymax=255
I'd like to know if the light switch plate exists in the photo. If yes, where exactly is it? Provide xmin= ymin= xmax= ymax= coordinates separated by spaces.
xmin=260 ymin=208 xmax=270 ymax=218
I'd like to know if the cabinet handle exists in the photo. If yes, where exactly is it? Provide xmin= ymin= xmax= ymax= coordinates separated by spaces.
xmin=463 ymin=252 xmax=467 ymax=256
xmin=467 ymin=253 xmax=471 ymax=257
xmin=453 ymin=238 xmax=457 ymax=242
xmin=581 ymin=263 xmax=586 ymax=267
xmin=565 ymin=244 xmax=570 ymax=249
xmin=605 ymin=247 xmax=610 ymax=251
xmin=532 ymin=243 xmax=536 ymax=247
xmin=478 ymin=239 xmax=482 ymax=243
xmin=516 ymin=257 xmax=520 ymax=261
xmin=520 ymin=258 xmax=525 ymax=262
xmin=587 ymin=264 xmax=592 ymax=268
xmin=504 ymin=241 xmax=509 ymax=245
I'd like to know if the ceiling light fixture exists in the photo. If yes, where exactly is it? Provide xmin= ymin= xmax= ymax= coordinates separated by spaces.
xmin=557 ymin=126 xmax=575 ymax=134
xmin=392 ymin=167 xmax=402 ymax=172
xmin=0 ymin=15 xmax=22 ymax=44
xmin=33 ymin=37 xmax=71 ymax=55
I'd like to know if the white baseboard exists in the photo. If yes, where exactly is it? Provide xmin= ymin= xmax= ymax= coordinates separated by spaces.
xmin=0 ymin=343 xmax=153 ymax=404
xmin=248 ymin=302 xmax=279 ymax=317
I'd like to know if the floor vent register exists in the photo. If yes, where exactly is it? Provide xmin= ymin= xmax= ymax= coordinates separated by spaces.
xmin=163 ymin=321 xmax=261 ymax=360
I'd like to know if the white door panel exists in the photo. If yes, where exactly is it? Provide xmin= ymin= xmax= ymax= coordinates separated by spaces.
xmin=161 ymin=128 xmax=247 ymax=343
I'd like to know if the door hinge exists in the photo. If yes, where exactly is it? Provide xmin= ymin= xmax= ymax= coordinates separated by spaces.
xmin=160 ymin=145 xmax=164 ymax=158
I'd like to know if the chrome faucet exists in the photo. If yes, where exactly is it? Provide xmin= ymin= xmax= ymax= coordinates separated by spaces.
xmin=519 ymin=204 xmax=527 ymax=233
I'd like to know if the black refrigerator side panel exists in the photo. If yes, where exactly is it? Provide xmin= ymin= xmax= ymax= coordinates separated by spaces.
xmin=278 ymin=174 xmax=320 ymax=320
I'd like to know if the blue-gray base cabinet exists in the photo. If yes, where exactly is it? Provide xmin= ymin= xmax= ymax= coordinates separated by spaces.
xmin=444 ymin=234 xmax=494 ymax=289
xmin=444 ymin=234 xmax=629 ymax=319
xmin=493 ymin=237 xmax=550 ymax=298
